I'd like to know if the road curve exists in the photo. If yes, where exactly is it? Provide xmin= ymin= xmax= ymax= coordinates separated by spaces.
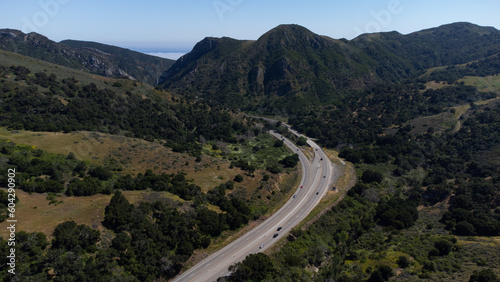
xmin=172 ymin=127 xmax=341 ymax=282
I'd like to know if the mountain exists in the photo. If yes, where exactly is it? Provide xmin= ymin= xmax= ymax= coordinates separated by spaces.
xmin=159 ymin=22 xmax=500 ymax=112
xmin=351 ymin=22 xmax=500 ymax=79
xmin=0 ymin=29 xmax=175 ymax=85
xmin=159 ymin=24 xmax=378 ymax=111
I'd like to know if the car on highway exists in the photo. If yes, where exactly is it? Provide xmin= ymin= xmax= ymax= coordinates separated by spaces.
xmin=259 ymin=245 xmax=264 ymax=249
xmin=273 ymin=233 xmax=279 ymax=238
xmin=293 ymin=195 xmax=296 ymax=198
xmin=316 ymin=192 xmax=319 ymax=195
xmin=277 ymin=227 xmax=282 ymax=231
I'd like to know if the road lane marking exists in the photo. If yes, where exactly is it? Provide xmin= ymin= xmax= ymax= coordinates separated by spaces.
xmin=174 ymin=132 xmax=335 ymax=282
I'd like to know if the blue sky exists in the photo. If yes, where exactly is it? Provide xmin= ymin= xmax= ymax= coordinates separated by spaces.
xmin=1 ymin=0 xmax=499 ymax=53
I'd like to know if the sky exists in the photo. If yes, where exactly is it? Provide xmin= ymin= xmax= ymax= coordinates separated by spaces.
xmin=1 ymin=0 xmax=499 ymax=58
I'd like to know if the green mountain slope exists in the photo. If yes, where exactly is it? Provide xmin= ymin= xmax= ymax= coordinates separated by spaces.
xmin=160 ymin=25 xmax=377 ymax=112
xmin=159 ymin=22 xmax=500 ymax=113
xmin=0 ymin=29 xmax=174 ymax=85
xmin=0 ymin=49 xmax=246 ymax=157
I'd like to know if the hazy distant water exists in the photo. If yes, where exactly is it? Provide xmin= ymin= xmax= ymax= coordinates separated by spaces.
xmin=146 ymin=52 xmax=186 ymax=60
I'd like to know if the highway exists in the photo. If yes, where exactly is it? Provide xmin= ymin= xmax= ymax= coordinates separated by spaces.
xmin=172 ymin=126 xmax=341 ymax=282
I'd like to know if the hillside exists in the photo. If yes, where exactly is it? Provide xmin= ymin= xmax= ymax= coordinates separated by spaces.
xmin=0 ymin=49 xmax=248 ymax=158
xmin=0 ymin=49 xmax=308 ymax=280
xmin=159 ymin=22 xmax=500 ymax=113
xmin=159 ymin=24 xmax=377 ymax=112
xmin=0 ymin=22 xmax=499 ymax=281
xmin=0 ymin=29 xmax=174 ymax=85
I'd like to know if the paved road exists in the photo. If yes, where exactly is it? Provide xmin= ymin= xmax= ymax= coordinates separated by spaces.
xmin=172 ymin=128 xmax=341 ymax=282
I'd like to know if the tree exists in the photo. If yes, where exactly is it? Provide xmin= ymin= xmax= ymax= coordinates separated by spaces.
xmin=433 ymin=239 xmax=453 ymax=256
xmin=88 ymin=166 xmax=113 ymax=181
xmin=273 ymin=140 xmax=284 ymax=147
xmin=111 ymin=232 xmax=131 ymax=252
xmin=297 ymin=136 xmax=308 ymax=146
xmin=367 ymin=265 xmax=393 ymax=282
xmin=469 ymin=269 xmax=500 ymax=282
xmin=397 ymin=256 xmax=411 ymax=268
xmin=103 ymin=191 xmax=134 ymax=230
xmin=375 ymin=197 xmax=418 ymax=229
xmin=65 ymin=177 xmax=101 ymax=196
xmin=280 ymin=154 xmax=299 ymax=168
xmin=229 ymin=253 xmax=276 ymax=281
xmin=51 ymin=221 xmax=100 ymax=253
xmin=361 ymin=169 xmax=384 ymax=184
xmin=234 ymin=174 xmax=244 ymax=183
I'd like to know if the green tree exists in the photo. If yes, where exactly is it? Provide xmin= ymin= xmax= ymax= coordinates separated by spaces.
xmin=361 ymin=169 xmax=384 ymax=184
xmin=367 ymin=265 xmax=393 ymax=282
xmin=234 ymin=174 xmax=244 ymax=183
xmin=433 ymin=239 xmax=454 ymax=256
xmin=51 ymin=221 xmax=100 ymax=253
xmin=397 ymin=256 xmax=411 ymax=268
xmin=280 ymin=154 xmax=299 ymax=168
xmin=469 ymin=269 xmax=500 ymax=282
xmin=229 ymin=253 xmax=276 ymax=281
xmin=103 ymin=191 xmax=134 ymax=230
xmin=297 ymin=136 xmax=308 ymax=146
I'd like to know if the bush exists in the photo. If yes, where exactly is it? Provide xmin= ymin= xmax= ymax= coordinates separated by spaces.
xmin=368 ymin=265 xmax=393 ymax=282
xmin=375 ymin=197 xmax=418 ymax=229
xmin=234 ymin=174 xmax=244 ymax=183
xmin=397 ymin=255 xmax=411 ymax=268
xmin=434 ymin=239 xmax=453 ymax=256
xmin=469 ymin=269 xmax=500 ymax=282
xmin=361 ymin=170 xmax=384 ymax=184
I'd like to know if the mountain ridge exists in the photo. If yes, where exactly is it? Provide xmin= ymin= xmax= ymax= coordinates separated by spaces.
xmin=0 ymin=29 xmax=175 ymax=85
xmin=159 ymin=22 xmax=500 ymax=112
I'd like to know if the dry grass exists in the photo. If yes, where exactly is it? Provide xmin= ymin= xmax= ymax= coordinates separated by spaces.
xmin=0 ymin=188 xmax=110 ymax=239
xmin=0 ymin=128 xmax=244 ymax=192
xmin=0 ymin=128 xmax=291 ymax=242
xmin=0 ymin=188 xmax=218 ymax=239
xmin=182 ymin=170 xmax=300 ymax=270
xmin=424 ymin=81 xmax=450 ymax=90
xmin=295 ymin=149 xmax=357 ymax=231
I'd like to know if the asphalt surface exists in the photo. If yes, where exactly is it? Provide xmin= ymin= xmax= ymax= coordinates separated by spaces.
xmin=172 ymin=129 xmax=341 ymax=282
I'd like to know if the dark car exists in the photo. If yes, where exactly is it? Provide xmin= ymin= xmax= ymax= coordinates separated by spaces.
xmin=273 ymin=233 xmax=279 ymax=238
xmin=277 ymin=227 xmax=282 ymax=231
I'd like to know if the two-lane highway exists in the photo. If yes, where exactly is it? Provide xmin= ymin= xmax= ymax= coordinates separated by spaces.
xmin=173 ymin=128 xmax=341 ymax=282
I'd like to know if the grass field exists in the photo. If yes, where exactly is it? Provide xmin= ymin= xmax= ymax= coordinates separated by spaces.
xmin=459 ymin=75 xmax=500 ymax=94
xmin=0 ymin=188 xmax=196 ymax=240
xmin=424 ymin=74 xmax=500 ymax=94
xmin=409 ymin=96 xmax=500 ymax=135
xmin=0 ymin=127 xmax=299 ymax=241
xmin=0 ymin=128 xmax=246 ymax=192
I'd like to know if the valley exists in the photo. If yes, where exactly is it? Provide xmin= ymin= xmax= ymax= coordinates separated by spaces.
xmin=0 ymin=21 xmax=499 ymax=281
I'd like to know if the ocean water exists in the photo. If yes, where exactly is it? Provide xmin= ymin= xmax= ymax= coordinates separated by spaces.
xmin=146 ymin=52 xmax=186 ymax=60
